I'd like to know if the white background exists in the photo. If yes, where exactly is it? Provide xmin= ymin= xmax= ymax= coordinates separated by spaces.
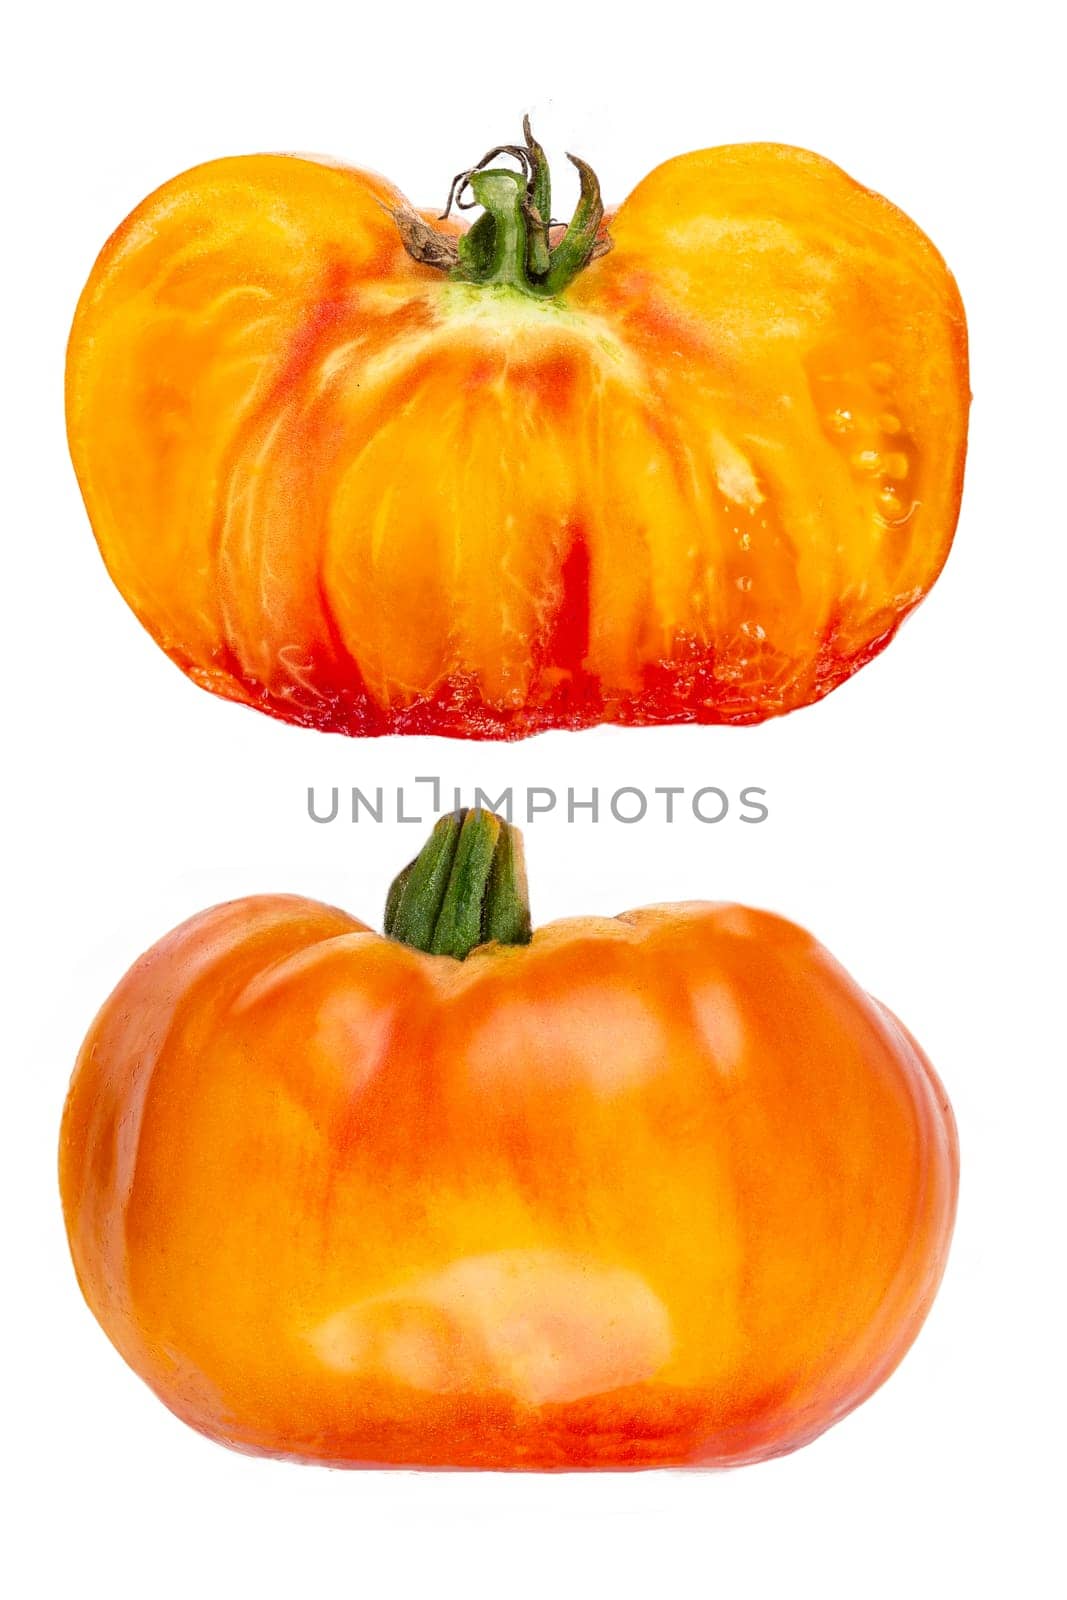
xmin=4 ymin=1 xmax=1063 ymax=1594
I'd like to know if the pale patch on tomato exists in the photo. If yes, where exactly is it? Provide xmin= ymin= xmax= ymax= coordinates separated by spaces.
xmin=309 ymin=1248 xmax=673 ymax=1405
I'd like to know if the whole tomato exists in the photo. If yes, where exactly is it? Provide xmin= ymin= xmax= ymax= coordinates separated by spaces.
xmin=60 ymin=811 xmax=958 ymax=1469
xmin=66 ymin=123 xmax=968 ymax=738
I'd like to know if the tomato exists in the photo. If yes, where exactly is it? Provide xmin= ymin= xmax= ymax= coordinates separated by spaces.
xmin=66 ymin=123 xmax=968 ymax=738
xmin=60 ymin=810 xmax=958 ymax=1469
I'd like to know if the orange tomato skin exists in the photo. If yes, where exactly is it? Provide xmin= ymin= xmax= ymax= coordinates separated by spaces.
xmin=60 ymin=897 xmax=958 ymax=1469
xmin=66 ymin=145 xmax=968 ymax=738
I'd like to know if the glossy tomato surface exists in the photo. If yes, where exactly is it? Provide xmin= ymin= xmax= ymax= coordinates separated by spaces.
xmin=66 ymin=143 xmax=969 ymax=737
xmin=60 ymin=897 xmax=958 ymax=1468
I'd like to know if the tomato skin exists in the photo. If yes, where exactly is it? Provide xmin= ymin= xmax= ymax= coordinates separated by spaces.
xmin=66 ymin=143 xmax=968 ymax=738
xmin=60 ymin=896 xmax=958 ymax=1469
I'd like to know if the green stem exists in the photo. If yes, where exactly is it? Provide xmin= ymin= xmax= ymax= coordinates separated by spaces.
xmin=455 ymin=169 xmax=536 ymax=292
xmin=397 ymin=120 xmax=609 ymax=298
xmin=384 ymin=810 xmax=532 ymax=961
